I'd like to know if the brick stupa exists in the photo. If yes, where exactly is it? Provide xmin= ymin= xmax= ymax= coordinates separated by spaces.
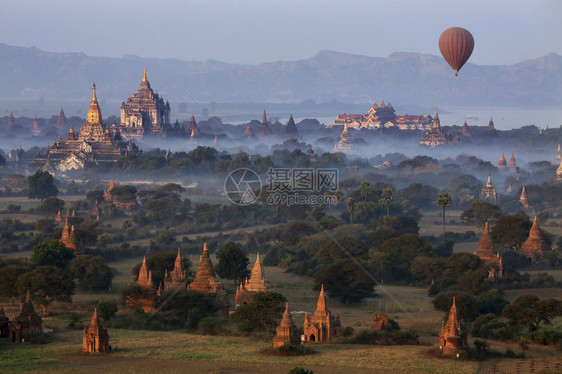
xmin=497 ymin=152 xmax=507 ymax=171
xmin=520 ymin=186 xmax=529 ymax=208
xmin=439 ymin=297 xmax=467 ymax=355
xmin=272 ymin=303 xmax=298 ymax=348
xmin=474 ymin=222 xmax=503 ymax=278
xmin=163 ymin=248 xmax=186 ymax=290
xmin=189 ymin=243 xmax=229 ymax=314
xmin=520 ymin=216 xmax=545 ymax=262
xmin=235 ymin=253 xmax=270 ymax=306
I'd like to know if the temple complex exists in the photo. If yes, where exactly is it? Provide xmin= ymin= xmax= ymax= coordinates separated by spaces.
xmin=331 ymin=100 xmax=432 ymax=130
xmin=439 ymin=297 xmax=467 ymax=355
xmin=497 ymin=152 xmax=507 ymax=170
xmin=244 ymin=123 xmax=256 ymax=140
xmin=520 ymin=216 xmax=545 ymax=262
xmin=272 ymin=303 xmax=298 ymax=348
xmin=32 ymin=84 xmax=137 ymax=172
xmin=509 ymin=152 xmax=517 ymax=173
xmin=334 ymin=123 xmax=352 ymax=153
xmin=285 ymin=114 xmax=298 ymax=138
xmin=235 ymin=253 xmax=270 ymax=306
xmin=474 ymin=222 xmax=503 ymax=278
xmin=520 ymin=186 xmax=529 ymax=208
xmin=257 ymin=111 xmax=273 ymax=137
xmin=303 ymin=285 xmax=341 ymax=342
xmin=9 ymin=291 xmax=42 ymax=343
xmin=82 ymin=308 xmax=110 ymax=353
xmin=60 ymin=219 xmax=77 ymax=251
xmin=120 ymin=68 xmax=170 ymax=138
xmin=163 ymin=248 xmax=187 ymax=290
xmin=189 ymin=243 xmax=229 ymax=313
xmin=480 ymin=174 xmax=497 ymax=202
xmin=420 ymin=109 xmax=448 ymax=147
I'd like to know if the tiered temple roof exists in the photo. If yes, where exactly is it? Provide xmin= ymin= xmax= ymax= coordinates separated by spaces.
xmin=334 ymin=123 xmax=352 ymax=153
xmin=420 ymin=108 xmax=448 ymax=147
xmin=474 ymin=222 xmax=503 ymax=278
xmin=480 ymin=174 xmax=497 ymax=202
xmin=120 ymin=68 xmax=170 ymax=138
xmin=235 ymin=253 xmax=271 ymax=306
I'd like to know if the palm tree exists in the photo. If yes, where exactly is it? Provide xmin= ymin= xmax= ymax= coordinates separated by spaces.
xmin=436 ymin=193 xmax=452 ymax=244
xmin=380 ymin=187 xmax=393 ymax=216
xmin=346 ymin=197 xmax=356 ymax=224
xmin=360 ymin=181 xmax=371 ymax=202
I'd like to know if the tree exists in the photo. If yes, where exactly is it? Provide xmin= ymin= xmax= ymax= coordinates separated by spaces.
xmin=315 ymin=259 xmax=376 ymax=304
xmin=460 ymin=201 xmax=502 ymax=227
xmin=410 ymin=256 xmax=444 ymax=285
xmin=376 ymin=234 xmax=433 ymax=282
xmin=231 ymin=292 xmax=286 ymax=333
xmin=502 ymin=295 xmax=562 ymax=331
xmin=4 ymin=174 xmax=27 ymax=192
xmin=490 ymin=213 xmax=532 ymax=251
xmin=31 ymin=240 xmax=75 ymax=269
xmin=0 ymin=259 xmax=32 ymax=300
xmin=70 ymin=255 xmax=112 ymax=291
xmin=432 ymin=291 xmax=480 ymax=320
xmin=37 ymin=196 xmax=65 ymax=214
xmin=97 ymin=300 xmax=118 ymax=320
xmin=436 ymin=193 xmax=452 ymax=244
xmin=16 ymin=266 xmax=75 ymax=308
xmin=380 ymin=187 xmax=393 ymax=216
xmin=27 ymin=170 xmax=58 ymax=201
xmin=346 ymin=197 xmax=356 ymax=224
xmin=214 ymin=241 xmax=250 ymax=287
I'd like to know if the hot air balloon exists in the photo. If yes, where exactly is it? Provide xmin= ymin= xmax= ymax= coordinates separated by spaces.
xmin=439 ymin=27 xmax=474 ymax=76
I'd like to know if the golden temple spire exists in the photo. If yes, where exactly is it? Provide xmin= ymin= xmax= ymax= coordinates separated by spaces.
xmin=316 ymin=284 xmax=327 ymax=312
xmin=142 ymin=67 xmax=147 ymax=83
xmin=92 ymin=83 xmax=97 ymax=102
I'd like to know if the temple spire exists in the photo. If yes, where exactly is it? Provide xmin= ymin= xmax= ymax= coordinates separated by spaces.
xmin=142 ymin=67 xmax=147 ymax=83
xmin=316 ymin=284 xmax=327 ymax=312
xmin=486 ymin=174 xmax=492 ymax=187
xmin=92 ymin=83 xmax=97 ymax=102
xmin=262 ymin=110 xmax=267 ymax=124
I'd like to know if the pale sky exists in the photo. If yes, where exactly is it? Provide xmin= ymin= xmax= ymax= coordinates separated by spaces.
xmin=0 ymin=0 xmax=561 ymax=65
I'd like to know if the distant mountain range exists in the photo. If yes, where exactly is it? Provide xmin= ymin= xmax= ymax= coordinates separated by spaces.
xmin=1 ymin=43 xmax=561 ymax=107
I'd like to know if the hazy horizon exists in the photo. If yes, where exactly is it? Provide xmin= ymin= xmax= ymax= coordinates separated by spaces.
xmin=1 ymin=0 xmax=561 ymax=65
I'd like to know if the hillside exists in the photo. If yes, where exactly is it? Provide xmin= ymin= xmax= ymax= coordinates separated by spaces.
xmin=1 ymin=43 xmax=561 ymax=106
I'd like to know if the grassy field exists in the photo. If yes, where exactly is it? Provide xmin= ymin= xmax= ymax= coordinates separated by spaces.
xmin=0 ymin=329 xmax=479 ymax=374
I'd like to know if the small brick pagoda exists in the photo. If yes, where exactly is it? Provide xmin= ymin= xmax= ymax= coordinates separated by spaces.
xmin=9 ymin=291 xmax=42 ymax=343
xmin=273 ymin=302 xmax=299 ymax=348
xmin=189 ymin=243 xmax=229 ymax=314
xmin=163 ymin=248 xmax=186 ymax=291
xmin=60 ymin=218 xmax=77 ymax=251
xmin=439 ymin=297 xmax=467 ymax=355
xmin=126 ymin=256 xmax=157 ymax=312
xmin=474 ymin=222 xmax=503 ymax=278
xmin=480 ymin=174 xmax=497 ymax=202
xmin=235 ymin=253 xmax=270 ymax=307
xmin=373 ymin=313 xmax=389 ymax=331
xmin=497 ymin=152 xmax=507 ymax=171
xmin=303 ymin=285 xmax=340 ymax=342
xmin=82 ymin=308 xmax=110 ymax=353
xmin=520 ymin=216 xmax=545 ymax=262
xmin=520 ymin=186 xmax=529 ymax=208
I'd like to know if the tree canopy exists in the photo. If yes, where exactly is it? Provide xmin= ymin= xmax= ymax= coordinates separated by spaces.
xmin=27 ymin=170 xmax=58 ymax=201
